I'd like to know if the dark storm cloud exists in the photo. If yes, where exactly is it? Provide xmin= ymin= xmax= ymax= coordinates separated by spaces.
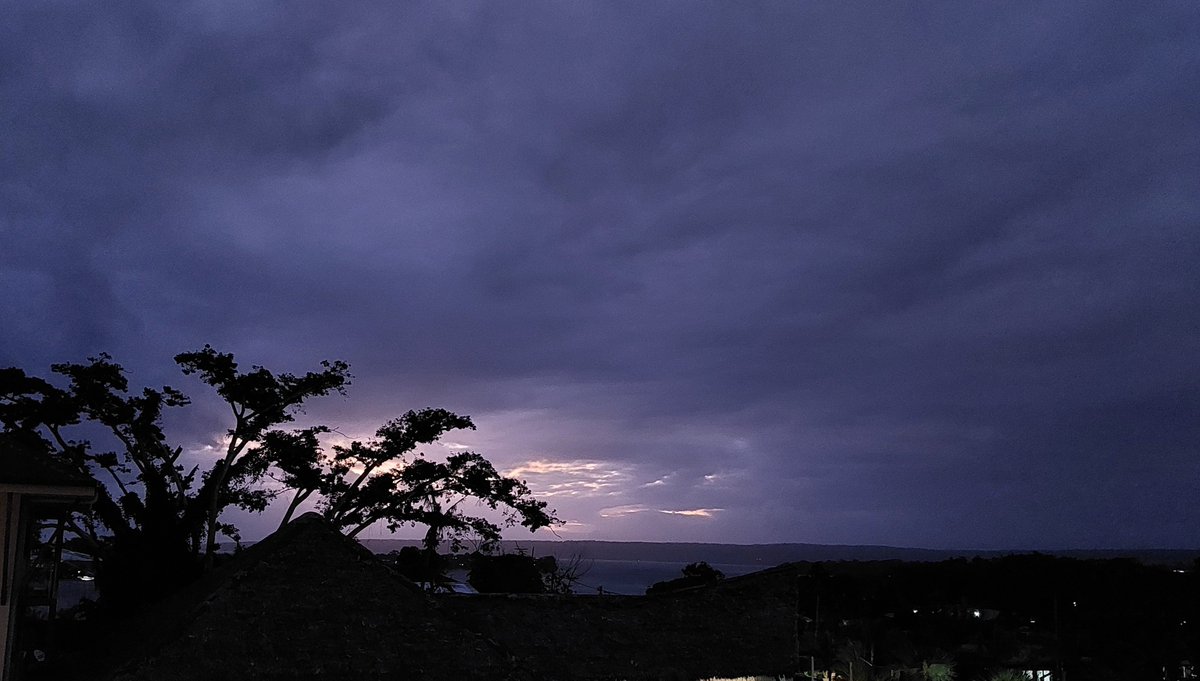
xmin=2 ymin=1 xmax=1198 ymax=547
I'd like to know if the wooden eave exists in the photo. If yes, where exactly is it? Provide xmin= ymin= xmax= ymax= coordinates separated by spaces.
xmin=0 ymin=482 xmax=97 ymax=503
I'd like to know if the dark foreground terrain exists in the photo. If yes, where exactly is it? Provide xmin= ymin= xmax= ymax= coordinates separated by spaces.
xmin=785 ymin=553 xmax=1200 ymax=680
xmin=24 ymin=528 xmax=1200 ymax=680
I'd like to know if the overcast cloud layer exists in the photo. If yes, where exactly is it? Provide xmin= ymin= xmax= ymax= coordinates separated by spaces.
xmin=3 ymin=2 xmax=1198 ymax=549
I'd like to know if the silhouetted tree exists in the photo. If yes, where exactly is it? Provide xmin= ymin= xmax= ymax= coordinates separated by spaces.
xmin=469 ymin=552 xmax=547 ymax=593
xmin=382 ymin=546 xmax=448 ymax=585
xmin=0 ymin=348 xmax=349 ymax=603
xmin=1 ymin=347 xmax=555 ymax=606
xmin=174 ymin=345 xmax=351 ymax=567
xmin=646 ymin=561 xmax=725 ymax=594
xmin=467 ymin=551 xmax=578 ymax=594
xmin=255 ymin=409 xmax=556 ymax=550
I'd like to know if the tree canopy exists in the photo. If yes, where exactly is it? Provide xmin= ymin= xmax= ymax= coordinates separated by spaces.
xmin=645 ymin=561 xmax=725 ymax=595
xmin=0 ymin=347 xmax=556 ymax=604
xmin=257 ymin=407 xmax=555 ymax=550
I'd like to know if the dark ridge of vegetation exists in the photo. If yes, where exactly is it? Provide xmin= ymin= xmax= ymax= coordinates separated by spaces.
xmin=359 ymin=537 xmax=1200 ymax=568
xmin=646 ymin=561 xmax=726 ymax=595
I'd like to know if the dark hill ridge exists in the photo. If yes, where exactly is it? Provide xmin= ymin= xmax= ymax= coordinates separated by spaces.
xmin=356 ymin=538 xmax=1200 ymax=566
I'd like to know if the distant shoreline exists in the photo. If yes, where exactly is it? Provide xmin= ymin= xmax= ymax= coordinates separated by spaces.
xmin=354 ymin=538 xmax=1200 ymax=566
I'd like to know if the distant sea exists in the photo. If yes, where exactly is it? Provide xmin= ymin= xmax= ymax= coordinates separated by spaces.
xmin=356 ymin=538 xmax=1200 ymax=595
xmin=566 ymin=559 xmax=760 ymax=596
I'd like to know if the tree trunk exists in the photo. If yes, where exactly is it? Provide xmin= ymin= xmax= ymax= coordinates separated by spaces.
xmin=202 ymin=453 xmax=238 ymax=569
xmin=278 ymin=489 xmax=311 ymax=529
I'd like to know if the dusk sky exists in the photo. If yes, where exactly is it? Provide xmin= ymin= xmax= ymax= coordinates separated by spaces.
xmin=2 ymin=2 xmax=1198 ymax=550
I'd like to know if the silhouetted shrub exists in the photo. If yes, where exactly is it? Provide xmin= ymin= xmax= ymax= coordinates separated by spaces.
xmin=646 ymin=561 xmax=725 ymax=595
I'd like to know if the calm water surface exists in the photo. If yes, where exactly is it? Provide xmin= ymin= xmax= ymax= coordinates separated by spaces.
xmin=569 ymin=559 xmax=760 ymax=595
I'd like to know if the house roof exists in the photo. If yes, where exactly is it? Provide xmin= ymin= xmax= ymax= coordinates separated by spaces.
xmin=0 ymin=432 xmax=96 ymax=496
xmin=438 ymin=565 xmax=802 ymax=680
xmin=107 ymin=513 xmax=535 ymax=681
xmin=104 ymin=513 xmax=800 ymax=681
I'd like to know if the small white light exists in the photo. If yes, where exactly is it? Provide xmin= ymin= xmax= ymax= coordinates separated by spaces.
xmin=972 ymin=609 xmax=981 ymax=618
xmin=78 ymin=575 xmax=95 ymax=582
xmin=912 ymin=609 xmax=918 ymax=614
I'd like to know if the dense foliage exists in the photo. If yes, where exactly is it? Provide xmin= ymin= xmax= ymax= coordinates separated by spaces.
xmin=646 ymin=561 xmax=725 ymax=595
xmin=258 ymin=409 xmax=554 ymax=549
xmin=466 ymin=552 xmax=584 ymax=595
